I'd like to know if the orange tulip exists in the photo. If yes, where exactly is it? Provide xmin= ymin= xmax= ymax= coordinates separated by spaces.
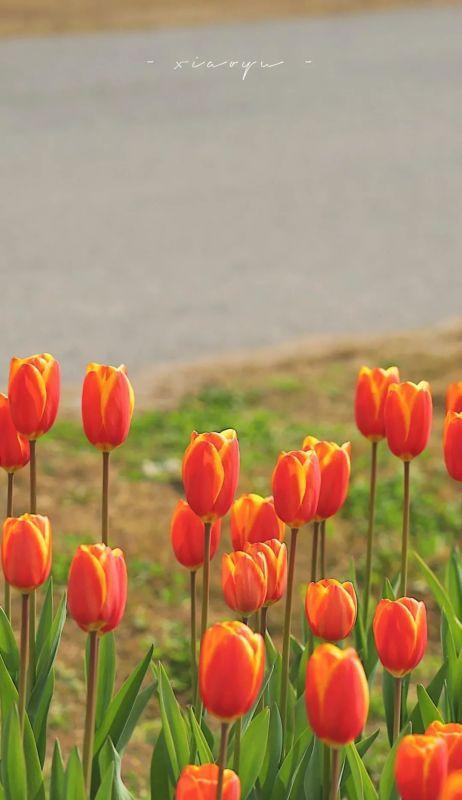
xmin=373 ymin=597 xmax=427 ymax=677
xmin=222 ymin=551 xmax=267 ymax=615
xmin=444 ymin=412 xmax=462 ymax=482
xmin=384 ymin=381 xmax=432 ymax=460
xmin=82 ymin=363 xmax=135 ymax=451
xmin=447 ymin=383 xmax=462 ymax=413
xmin=230 ymin=494 xmax=285 ymax=550
xmin=199 ymin=621 xmax=264 ymax=721
xmin=0 ymin=395 xmax=30 ymax=472
xmin=440 ymin=771 xmax=462 ymax=800
xmin=302 ymin=437 xmax=351 ymax=520
xmin=176 ymin=764 xmax=241 ymax=800
xmin=305 ymin=579 xmax=357 ymax=641
xmin=68 ymin=544 xmax=127 ymax=634
xmin=426 ymin=722 xmax=462 ymax=773
xmin=395 ymin=735 xmax=448 ymax=800
xmin=171 ymin=500 xmax=221 ymax=571
xmin=8 ymin=353 xmax=60 ymax=439
xmin=305 ymin=644 xmax=369 ymax=746
xmin=2 ymin=514 xmax=51 ymax=591
xmin=272 ymin=449 xmax=320 ymax=528
xmin=245 ymin=539 xmax=287 ymax=606
xmin=354 ymin=366 xmax=400 ymax=441
xmin=182 ymin=430 xmax=239 ymax=522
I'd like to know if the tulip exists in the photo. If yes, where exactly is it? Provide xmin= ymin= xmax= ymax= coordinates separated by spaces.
xmin=440 ymin=772 xmax=462 ymax=800
xmin=171 ymin=500 xmax=221 ymax=571
xmin=8 ymin=353 xmax=60 ymax=441
xmin=395 ymin=735 xmax=448 ymax=800
xmin=230 ymin=493 xmax=284 ymax=550
xmin=81 ymin=363 xmax=135 ymax=451
xmin=447 ymin=382 xmax=462 ymax=413
xmin=301 ymin=437 xmax=351 ymax=523
xmin=222 ymin=551 xmax=267 ymax=618
xmin=0 ymin=394 xmax=30 ymax=475
xmin=271 ymin=448 xmax=320 ymax=740
xmin=305 ymin=579 xmax=357 ymax=642
xmin=176 ymin=764 xmax=241 ymax=800
xmin=426 ymin=722 xmax=462 ymax=773
xmin=245 ymin=539 xmax=287 ymax=607
xmin=444 ymin=412 xmax=462 ymax=482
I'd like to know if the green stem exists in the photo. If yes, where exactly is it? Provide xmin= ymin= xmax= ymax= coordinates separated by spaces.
xmin=4 ymin=472 xmax=13 ymax=619
xmin=233 ymin=717 xmax=242 ymax=773
xmin=82 ymin=632 xmax=100 ymax=794
xmin=363 ymin=441 xmax=378 ymax=625
xmin=323 ymin=744 xmax=331 ymax=800
xmin=320 ymin=520 xmax=326 ymax=578
xmin=400 ymin=461 xmax=411 ymax=597
xmin=393 ymin=677 xmax=402 ymax=743
xmin=330 ymin=748 xmax=341 ymax=800
xmin=29 ymin=440 xmax=36 ymax=513
xmin=280 ymin=527 xmax=299 ymax=745
xmin=190 ymin=570 xmax=197 ymax=706
xmin=18 ymin=593 xmax=30 ymax=735
xmin=29 ymin=442 xmax=37 ymax=696
xmin=260 ymin=606 xmax=268 ymax=639
xmin=311 ymin=522 xmax=319 ymax=582
xmin=102 ymin=451 xmax=110 ymax=546
xmin=200 ymin=522 xmax=212 ymax=639
xmin=216 ymin=722 xmax=230 ymax=800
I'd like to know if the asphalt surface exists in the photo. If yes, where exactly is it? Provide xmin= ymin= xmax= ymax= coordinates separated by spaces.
xmin=1 ymin=7 xmax=461 ymax=384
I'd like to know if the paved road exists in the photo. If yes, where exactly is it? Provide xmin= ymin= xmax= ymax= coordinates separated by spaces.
xmin=1 ymin=7 xmax=461 ymax=384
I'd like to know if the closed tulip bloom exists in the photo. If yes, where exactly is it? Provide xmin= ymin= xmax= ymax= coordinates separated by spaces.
xmin=82 ymin=363 xmax=135 ymax=451
xmin=302 ymin=437 xmax=351 ymax=520
xmin=68 ymin=544 xmax=127 ymax=634
xmin=176 ymin=764 xmax=241 ymax=800
xmin=384 ymin=381 xmax=432 ymax=460
xmin=305 ymin=579 xmax=357 ymax=641
xmin=8 ymin=353 xmax=60 ymax=439
xmin=272 ymin=449 xmax=320 ymax=528
xmin=222 ymin=551 xmax=267 ymax=615
xmin=444 ymin=412 xmax=462 ymax=482
xmin=355 ymin=366 xmax=400 ymax=441
xmin=2 ymin=514 xmax=51 ymax=591
xmin=305 ymin=644 xmax=369 ymax=746
xmin=440 ymin=772 xmax=462 ymax=800
xmin=182 ymin=430 xmax=239 ymax=522
xmin=231 ymin=494 xmax=285 ymax=550
xmin=171 ymin=500 xmax=221 ymax=570
xmin=373 ymin=597 xmax=427 ymax=677
xmin=447 ymin=383 xmax=462 ymax=413
xmin=199 ymin=621 xmax=265 ymax=721
xmin=395 ymin=735 xmax=448 ymax=800
xmin=426 ymin=722 xmax=462 ymax=773
xmin=0 ymin=395 xmax=30 ymax=472
xmin=245 ymin=540 xmax=287 ymax=606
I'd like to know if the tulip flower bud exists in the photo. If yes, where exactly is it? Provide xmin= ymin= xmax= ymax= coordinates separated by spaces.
xmin=305 ymin=644 xmax=369 ymax=746
xmin=0 ymin=395 xmax=30 ymax=473
xmin=199 ymin=621 xmax=264 ymax=721
xmin=231 ymin=494 xmax=285 ymax=550
xmin=272 ymin=449 xmax=320 ymax=528
xmin=170 ymin=500 xmax=221 ymax=571
xmin=222 ymin=551 xmax=267 ymax=615
xmin=440 ymin=771 xmax=462 ymax=800
xmin=384 ymin=381 xmax=432 ymax=461
xmin=8 ymin=353 xmax=60 ymax=439
xmin=354 ymin=366 xmax=400 ymax=441
xmin=182 ymin=429 xmax=239 ymax=522
xmin=305 ymin=579 xmax=357 ymax=641
xmin=447 ymin=383 xmax=462 ymax=413
xmin=302 ymin=437 xmax=351 ymax=520
xmin=2 ymin=514 xmax=51 ymax=592
xmin=395 ymin=735 xmax=448 ymax=800
xmin=68 ymin=544 xmax=127 ymax=634
xmin=82 ymin=363 xmax=135 ymax=451
xmin=245 ymin=539 xmax=287 ymax=606
xmin=176 ymin=764 xmax=241 ymax=800
xmin=444 ymin=412 xmax=462 ymax=482
xmin=426 ymin=722 xmax=462 ymax=773
xmin=373 ymin=596 xmax=427 ymax=677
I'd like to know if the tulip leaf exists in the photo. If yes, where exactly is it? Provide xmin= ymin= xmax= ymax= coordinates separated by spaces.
xmin=35 ymin=578 xmax=53 ymax=663
xmin=28 ymin=592 xmax=67 ymax=727
xmin=270 ymin=728 xmax=313 ymax=800
xmin=259 ymin=703 xmax=282 ymax=795
xmin=95 ymin=764 xmax=115 ymax=799
xmin=64 ymin=747 xmax=87 ymax=800
xmin=0 ymin=608 xmax=19 ymax=676
xmin=379 ymin=721 xmax=411 ymax=800
xmin=188 ymin=707 xmax=213 ymax=764
xmin=98 ymin=739 xmax=134 ymax=799
xmin=1 ymin=706 xmax=27 ymax=800
xmin=447 ymin=547 xmax=462 ymax=619
xmin=238 ymin=708 xmax=270 ymax=799
xmin=416 ymin=683 xmax=444 ymax=729
xmin=150 ymin=729 xmax=174 ymax=800
xmin=345 ymin=742 xmax=378 ymax=800
xmin=50 ymin=741 xmax=66 ymax=800
xmin=414 ymin=551 xmax=462 ymax=650
xmin=32 ymin=670 xmax=54 ymax=766
xmin=0 ymin=652 xmax=18 ymax=719
xmin=303 ymin=736 xmax=322 ymax=800
xmin=408 ymin=663 xmax=447 ymax=733
xmin=157 ymin=662 xmax=190 ymax=780
xmin=117 ymin=681 xmax=156 ymax=754
xmin=382 ymin=670 xmax=396 ymax=747
xmin=93 ymin=632 xmax=116 ymax=730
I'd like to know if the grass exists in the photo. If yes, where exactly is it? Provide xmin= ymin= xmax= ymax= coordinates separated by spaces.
xmin=4 ymin=323 xmax=462 ymax=794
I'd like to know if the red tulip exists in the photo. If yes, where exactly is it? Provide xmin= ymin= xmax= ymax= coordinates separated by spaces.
xmin=2 ymin=514 xmax=51 ymax=591
xmin=447 ymin=383 xmax=462 ymax=413
xmin=444 ymin=412 xmax=462 ymax=482
xmin=171 ymin=500 xmax=221 ymax=570
xmin=176 ymin=764 xmax=241 ymax=799
xmin=221 ymin=551 xmax=267 ymax=615
xmin=8 ymin=353 xmax=60 ymax=439
xmin=395 ymin=734 xmax=448 ymax=800
xmin=68 ymin=544 xmax=127 ymax=634
xmin=302 ymin=437 xmax=351 ymax=520
xmin=230 ymin=494 xmax=284 ymax=550
xmin=272 ymin=449 xmax=320 ymax=528
xmin=426 ymin=722 xmax=462 ymax=773
xmin=182 ymin=430 xmax=239 ymax=522
xmin=82 ymin=363 xmax=135 ymax=451
xmin=355 ymin=366 xmax=400 ymax=441
xmin=0 ymin=395 xmax=30 ymax=473
xmin=305 ymin=579 xmax=357 ymax=641
xmin=245 ymin=539 xmax=287 ymax=606
xmin=384 ymin=381 xmax=432 ymax=460
xmin=373 ymin=597 xmax=427 ymax=677
xmin=440 ymin=771 xmax=462 ymax=800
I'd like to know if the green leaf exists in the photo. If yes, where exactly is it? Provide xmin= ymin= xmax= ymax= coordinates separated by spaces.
xmin=0 ymin=652 xmax=18 ymax=720
xmin=35 ymin=578 xmax=53 ymax=662
xmin=345 ymin=742 xmax=378 ymax=800
xmin=50 ymin=741 xmax=66 ymax=800
xmin=150 ymin=729 xmax=174 ymax=800
xmin=238 ymin=709 xmax=269 ymax=799
xmin=33 ymin=670 xmax=54 ymax=765
xmin=303 ymin=736 xmax=322 ymax=800
xmin=23 ymin=714 xmax=46 ymax=800
xmin=188 ymin=707 xmax=213 ymax=765
xmin=270 ymin=728 xmax=313 ymax=800
xmin=95 ymin=764 xmax=115 ymax=799
xmin=98 ymin=739 xmax=133 ymax=799
xmin=0 ymin=608 xmax=19 ymax=675
xmin=157 ymin=662 xmax=190 ymax=779
xmin=417 ymin=684 xmax=444 ymax=729
xmin=379 ymin=722 xmax=411 ymax=800
xmin=1 ymin=706 xmax=27 ymax=800
xmin=94 ymin=633 xmax=116 ymax=730
xmin=64 ymin=748 xmax=87 ymax=800
xmin=28 ymin=592 xmax=67 ymax=726
xmin=258 ymin=703 xmax=282 ymax=795
xmin=382 ymin=670 xmax=396 ymax=746
xmin=414 ymin=551 xmax=462 ymax=649
xmin=408 ymin=663 xmax=447 ymax=733
xmin=448 ymin=548 xmax=462 ymax=619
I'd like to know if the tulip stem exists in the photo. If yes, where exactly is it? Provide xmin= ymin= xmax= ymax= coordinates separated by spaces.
xmin=4 ymin=473 xmax=13 ymax=619
xmin=393 ymin=677 xmax=402 ymax=743
xmin=200 ymin=522 xmax=212 ymax=640
xmin=102 ymin=451 xmax=110 ymax=546
xmin=190 ymin=570 xmax=197 ymax=705
xmin=320 ymin=521 xmax=326 ymax=578
xmin=330 ymin=747 xmax=341 ymax=800
xmin=216 ymin=722 xmax=230 ymax=800
xmin=260 ymin=606 xmax=268 ymax=639
xmin=233 ymin=717 xmax=242 ymax=773
xmin=18 ymin=593 xmax=30 ymax=735
xmin=323 ymin=744 xmax=331 ymax=799
xmin=29 ymin=440 xmax=37 ymax=513
xmin=29 ymin=441 xmax=37 ymax=697
xmin=400 ymin=461 xmax=411 ymax=597
xmin=363 ymin=441 xmax=378 ymax=626
xmin=83 ymin=631 xmax=100 ymax=794
xmin=280 ymin=527 xmax=299 ymax=747
xmin=311 ymin=522 xmax=319 ymax=582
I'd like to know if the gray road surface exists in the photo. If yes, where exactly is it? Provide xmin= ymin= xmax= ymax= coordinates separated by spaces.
xmin=1 ymin=7 xmax=462 ymax=384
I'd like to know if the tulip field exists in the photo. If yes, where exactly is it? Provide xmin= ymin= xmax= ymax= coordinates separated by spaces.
xmin=2 ymin=333 xmax=462 ymax=799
